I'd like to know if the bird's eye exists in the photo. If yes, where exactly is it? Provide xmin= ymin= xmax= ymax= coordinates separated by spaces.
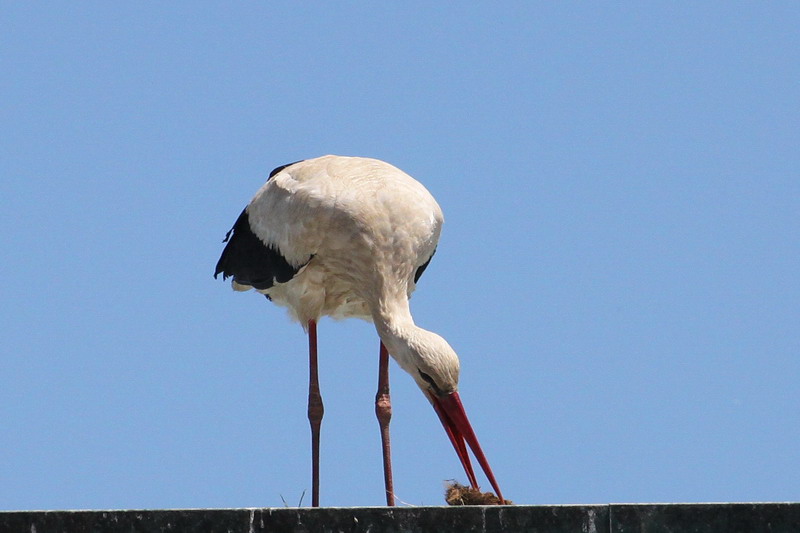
xmin=418 ymin=370 xmax=443 ymax=396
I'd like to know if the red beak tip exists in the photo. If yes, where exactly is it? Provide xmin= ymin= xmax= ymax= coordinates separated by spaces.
xmin=432 ymin=391 xmax=505 ymax=505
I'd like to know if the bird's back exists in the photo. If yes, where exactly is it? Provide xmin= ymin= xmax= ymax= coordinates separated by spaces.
xmin=216 ymin=155 xmax=443 ymax=323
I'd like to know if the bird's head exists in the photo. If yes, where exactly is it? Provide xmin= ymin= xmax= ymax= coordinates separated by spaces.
xmin=387 ymin=327 xmax=505 ymax=504
xmin=404 ymin=330 xmax=460 ymax=397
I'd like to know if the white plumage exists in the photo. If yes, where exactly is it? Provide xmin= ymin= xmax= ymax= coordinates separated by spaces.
xmin=249 ymin=156 xmax=439 ymax=318
xmin=215 ymin=155 xmax=503 ymax=506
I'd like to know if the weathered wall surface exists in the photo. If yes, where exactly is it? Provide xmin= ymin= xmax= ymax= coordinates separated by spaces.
xmin=2 ymin=503 xmax=798 ymax=533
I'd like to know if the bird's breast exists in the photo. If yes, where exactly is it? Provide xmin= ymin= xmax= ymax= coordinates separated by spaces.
xmin=262 ymin=258 xmax=374 ymax=324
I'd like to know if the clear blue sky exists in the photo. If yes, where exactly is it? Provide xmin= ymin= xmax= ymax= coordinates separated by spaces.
xmin=2 ymin=3 xmax=798 ymax=510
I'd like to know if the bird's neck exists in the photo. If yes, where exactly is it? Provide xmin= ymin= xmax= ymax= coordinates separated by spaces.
xmin=372 ymin=297 xmax=422 ymax=373
xmin=373 ymin=295 xmax=414 ymax=340
xmin=371 ymin=296 xmax=460 ymax=395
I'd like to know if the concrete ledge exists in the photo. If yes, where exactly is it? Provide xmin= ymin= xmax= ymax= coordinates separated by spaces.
xmin=1 ymin=503 xmax=798 ymax=533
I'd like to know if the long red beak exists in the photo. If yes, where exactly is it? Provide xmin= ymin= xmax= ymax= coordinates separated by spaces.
xmin=430 ymin=391 xmax=505 ymax=504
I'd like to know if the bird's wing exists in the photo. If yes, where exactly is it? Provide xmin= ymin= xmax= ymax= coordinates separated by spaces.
xmin=214 ymin=160 xmax=315 ymax=291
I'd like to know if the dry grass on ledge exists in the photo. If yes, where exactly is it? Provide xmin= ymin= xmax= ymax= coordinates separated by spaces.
xmin=444 ymin=481 xmax=511 ymax=506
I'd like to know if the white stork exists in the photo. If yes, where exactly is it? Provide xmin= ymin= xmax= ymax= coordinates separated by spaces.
xmin=214 ymin=155 xmax=504 ymax=506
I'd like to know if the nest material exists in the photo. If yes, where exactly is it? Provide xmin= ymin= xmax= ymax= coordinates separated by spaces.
xmin=444 ymin=481 xmax=509 ymax=505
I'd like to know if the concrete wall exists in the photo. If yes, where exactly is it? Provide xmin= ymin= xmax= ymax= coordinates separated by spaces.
xmin=2 ymin=503 xmax=799 ymax=532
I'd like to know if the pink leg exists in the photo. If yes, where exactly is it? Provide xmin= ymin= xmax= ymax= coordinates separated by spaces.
xmin=375 ymin=342 xmax=395 ymax=506
xmin=307 ymin=319 xmax=324 ymax=507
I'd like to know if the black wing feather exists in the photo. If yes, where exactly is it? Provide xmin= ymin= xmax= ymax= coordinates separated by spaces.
xmin=268 ymin=160 xmax=304 ymax=180
xmin=214 ymin=161 xmax=307 ymax=290
xmin=414 ymin=247 xmax=436 ymax=283
xmin=214 ymin=208 xmax=300 ymax=290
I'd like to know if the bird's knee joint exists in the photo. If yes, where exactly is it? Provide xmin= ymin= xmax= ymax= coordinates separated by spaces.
xmin=375 ymin=394 xmax=392 ymax=423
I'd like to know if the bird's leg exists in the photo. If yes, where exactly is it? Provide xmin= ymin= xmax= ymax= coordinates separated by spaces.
xmin=307 ymin=319 xmax=324 ymax=507
xmin=375 ymin=341 xmax=395 ymax=506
